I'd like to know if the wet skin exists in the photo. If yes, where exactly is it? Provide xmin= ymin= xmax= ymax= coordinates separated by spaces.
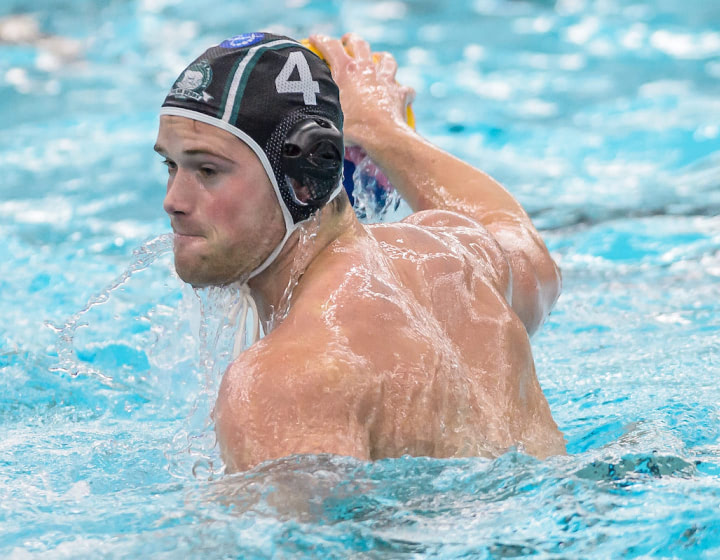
xmin=160 ymin=34 xmax=566 ymax=472
xmin=215 ymin=209 xmax=566 ymax=471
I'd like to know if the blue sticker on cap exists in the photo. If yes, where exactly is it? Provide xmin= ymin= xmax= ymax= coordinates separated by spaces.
xmin=220 ymin=32 xmax=265 ymax=49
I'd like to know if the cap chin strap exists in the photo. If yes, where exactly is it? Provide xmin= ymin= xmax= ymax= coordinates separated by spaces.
xmin=158 ymin=107 xmax=342 ymax=354
xmin=247 ymin=182 xmax=343 ymax=279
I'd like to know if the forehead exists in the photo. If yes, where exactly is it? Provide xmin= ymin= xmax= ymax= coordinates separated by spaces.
xmin=156 ymin=115 xmax=257 ymax=163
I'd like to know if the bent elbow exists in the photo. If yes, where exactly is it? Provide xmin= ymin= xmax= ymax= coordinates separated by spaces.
xmin=529 ymin=250 xmax=562 ymax=330
xmin=508 ymin=248 xmax=561 ymax=336
xmin=541 ymin=254 xmax=562 ymax=311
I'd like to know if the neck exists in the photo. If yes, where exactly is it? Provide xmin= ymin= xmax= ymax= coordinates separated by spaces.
xmin=247 ymin=198 xmax=359 ymax=329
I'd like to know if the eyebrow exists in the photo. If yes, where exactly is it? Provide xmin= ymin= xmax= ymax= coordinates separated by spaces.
xmin=153 ymin=144 xmax=236 ymax=164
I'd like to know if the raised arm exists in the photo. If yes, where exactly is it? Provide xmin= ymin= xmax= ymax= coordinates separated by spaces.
xmin=310 ymin=33 xmax=561 ymax=335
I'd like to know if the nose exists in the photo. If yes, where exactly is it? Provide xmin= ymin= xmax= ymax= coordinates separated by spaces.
xmin=163 ymin=168 xmax=195 ymax=217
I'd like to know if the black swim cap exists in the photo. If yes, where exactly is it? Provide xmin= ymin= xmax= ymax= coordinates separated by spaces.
xmin=160 ymin=32 xmax=344 ymax=277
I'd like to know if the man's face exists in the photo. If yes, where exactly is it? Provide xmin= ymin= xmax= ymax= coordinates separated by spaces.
xmin=155 ymin=116 xmax=285 ymax=287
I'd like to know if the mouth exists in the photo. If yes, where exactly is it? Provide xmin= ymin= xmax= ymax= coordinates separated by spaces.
xmin=172 ymin=232 xmax=206 ymax=248
xmin=172 ymin=227 xmax=205 ymax=238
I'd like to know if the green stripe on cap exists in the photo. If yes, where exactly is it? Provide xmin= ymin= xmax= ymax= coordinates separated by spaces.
xmin=221 ymin=39 xmax=301 ymax=124
xmin=217 ymin=55 xmax=246 ymax=120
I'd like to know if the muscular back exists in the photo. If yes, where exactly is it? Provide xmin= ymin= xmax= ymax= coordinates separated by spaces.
xmin=215 ymin=210 xmax=566 ymax=472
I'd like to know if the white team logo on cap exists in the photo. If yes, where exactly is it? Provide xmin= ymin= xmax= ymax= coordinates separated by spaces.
xmin=170 ymin=60 xmax=213 ymax=102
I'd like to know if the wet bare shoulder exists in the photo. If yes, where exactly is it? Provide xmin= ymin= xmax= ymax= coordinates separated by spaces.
xmin=215 ymin=332 xmax=371 ymax=471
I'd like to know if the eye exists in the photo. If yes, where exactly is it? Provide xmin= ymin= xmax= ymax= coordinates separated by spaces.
xmin=199 ymin=166 xmax=218 ymax=178
xmin=162 ymin=158 xmax=177 ymax=172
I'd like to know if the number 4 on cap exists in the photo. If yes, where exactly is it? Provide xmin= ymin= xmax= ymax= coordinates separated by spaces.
xmin=275 ymin=51 xmax=320 ymax=105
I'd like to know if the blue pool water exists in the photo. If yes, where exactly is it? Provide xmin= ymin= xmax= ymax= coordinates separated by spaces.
xmin=2 ymin=0 xmax=720 ymax=557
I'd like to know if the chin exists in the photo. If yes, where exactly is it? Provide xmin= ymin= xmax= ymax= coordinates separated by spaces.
xmin=175 ymin=263 xmax=210 ymax=287
xmin=173 ymin=250 xmax=211 ymax=287
xmin=173 ymin=252 xmax=249 ymax=288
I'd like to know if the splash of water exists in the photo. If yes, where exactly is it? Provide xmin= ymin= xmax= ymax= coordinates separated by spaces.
xmin=44 ymin=207 xmax=351 ymax=481
xmin=45 ymin=232 xmax=241 ymax=479
xmin=165 ymin=282 xmax=249 ymax=480
xmin=47 ymin=233 xmax=174 ymax=385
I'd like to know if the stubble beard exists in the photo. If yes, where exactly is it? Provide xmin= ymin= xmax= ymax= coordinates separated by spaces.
xmin=173 ymin=237 xmax=267 ymax=288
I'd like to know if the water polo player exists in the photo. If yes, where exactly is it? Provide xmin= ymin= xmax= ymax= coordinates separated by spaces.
xmin=154 ymin=32 xmax=566 ymax=471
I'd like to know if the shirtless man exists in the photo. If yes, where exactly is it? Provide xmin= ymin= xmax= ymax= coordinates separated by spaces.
xmin=154 ymin=32 xmax=565 ymax=473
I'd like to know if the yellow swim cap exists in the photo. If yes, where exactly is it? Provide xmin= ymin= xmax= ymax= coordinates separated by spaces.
xmin=301 ymin=39 xmax=416 ymax=129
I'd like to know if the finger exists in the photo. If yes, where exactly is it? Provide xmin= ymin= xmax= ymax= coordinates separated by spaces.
xmin=374 ymin=51 xmax=398 ymax=80
xmin=308 ymin=34 xmax=351 ymax=67
xmin=341 ymin=32 xmax=372 ymax=61
xmin=402 ymin=85 xmax=416 ymax=106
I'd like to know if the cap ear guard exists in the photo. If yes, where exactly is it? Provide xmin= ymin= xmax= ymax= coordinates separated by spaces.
xmin=282 ymin=117 xmax=344 ymax=207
